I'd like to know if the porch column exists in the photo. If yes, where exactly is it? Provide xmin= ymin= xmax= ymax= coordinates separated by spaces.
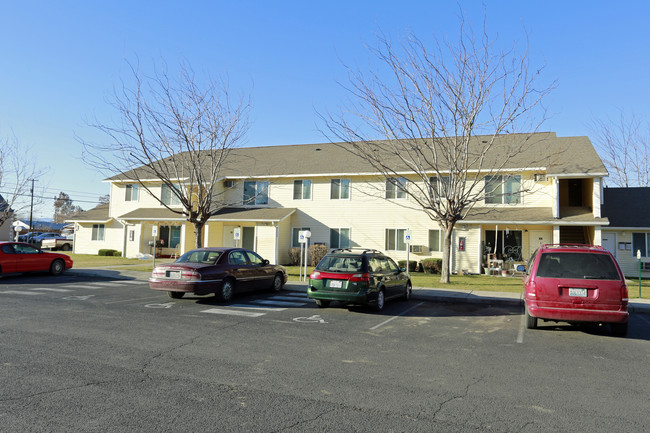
xmin=553 ymin=226 xmax=560 ymax=244
xmin=593 ymin=177 xmax=602 ymax=218
xmin=552 ymin=177 xmax=560 ymax=218
xmin=593 ymin=225 xmax=602 ymax=246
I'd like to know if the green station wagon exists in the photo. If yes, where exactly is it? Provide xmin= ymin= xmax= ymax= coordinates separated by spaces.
xmin=307 ymin=248 xmax=411 ymax=311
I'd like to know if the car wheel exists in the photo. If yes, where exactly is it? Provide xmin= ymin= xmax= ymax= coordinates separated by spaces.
xmin=270 ymin=273 xmax=284 ymax=292
xmin=314 ymin=299 xmax=330 ymax=308
xmin=402 ymin=282 xmax=412 ymax=301
xmin=168 ymin=291 xmax=184 ymax=299
xmin=50 ymin=259 xmax=65 ymax=276
xmin=611 ymin=322 xmax=628 ymax=337
xmin=61 ymin=244 xmax=71 ymax=251
xmin=218 ymin=279 xmax=235 ymax=302
xmin=372 ymin=289 xmax=385 ymax=312
xmin=525 ymin=306 xmax=537 ymax=329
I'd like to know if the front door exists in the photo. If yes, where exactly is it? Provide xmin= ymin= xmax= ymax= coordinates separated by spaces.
xmin=222 ymin=226 xmax=238 ymax=248
xmin=529 ymin=230 xmax=552 ymax=257
xmin=602 ymin=232 xmax=617 ymax=258
xmin=242 ymin=226 xmax=255 ymax=250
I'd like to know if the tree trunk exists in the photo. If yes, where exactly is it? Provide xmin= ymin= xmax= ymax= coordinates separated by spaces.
xmin=440 ymin=223 xmax=454 ymax=284
xmin=193 ymin=221 xmax=205 ymax=249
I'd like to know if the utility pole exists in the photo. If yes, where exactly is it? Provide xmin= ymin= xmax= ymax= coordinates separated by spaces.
xmin=29 ymin=179 xmax=36 ymax=231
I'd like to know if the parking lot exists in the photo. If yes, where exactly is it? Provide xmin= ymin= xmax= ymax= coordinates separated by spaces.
xmin=1 ymin=273 xmax=650 ymax=432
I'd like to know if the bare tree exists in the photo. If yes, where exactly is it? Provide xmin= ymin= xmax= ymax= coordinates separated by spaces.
xmin=53 ymin=192 xmax=84 ymax=223
xmin=81 ymin=60 xmax=251 ymax=248
xmin=323 ymin=14 xmax=554 ymax=283
xmin=0 ymin=134 xmax=46 ymax=231
xmin=98 ymin=194 xmax=110 ymax=205
xmin=590 ymin=110 xmax=649 ymax=187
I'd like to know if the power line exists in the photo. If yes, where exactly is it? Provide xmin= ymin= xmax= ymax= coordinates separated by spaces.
xmin=0 ymin=190 xmax=103 ymax=204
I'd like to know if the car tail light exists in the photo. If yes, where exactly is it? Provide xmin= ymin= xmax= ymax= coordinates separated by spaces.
xmin=349 ymin=273 xmax=370 ymax=283
xmin=182 ymin=270 xmax=201 ymax=281
xmin=151 ymin=268 xmax=165 ymax=278
xmin=309 ymin=271 xmax=321 ymax=280
xmin=621 ymin=283 xmax=629 ymax=303
xmin=527 ymin=280 xmax=537 ymax=298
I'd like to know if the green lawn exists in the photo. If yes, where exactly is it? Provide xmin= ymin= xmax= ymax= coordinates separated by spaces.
xmin=58 ymin=255 xmax=650 ymax=298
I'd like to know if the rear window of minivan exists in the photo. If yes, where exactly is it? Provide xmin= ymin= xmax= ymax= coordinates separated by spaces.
xmin=316 ymin=256 xmax=364 ymax=272
xmin=536 ymin=252 xmax=621 ymax=280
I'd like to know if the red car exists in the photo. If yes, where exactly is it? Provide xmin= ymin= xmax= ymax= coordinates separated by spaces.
xmin=0 ymin=242 xmax=74 ymax=276
xmin=524 ymin=244 xmax=629 ymax=336
xmin=149 ymin=247 xmax=288 ymax=300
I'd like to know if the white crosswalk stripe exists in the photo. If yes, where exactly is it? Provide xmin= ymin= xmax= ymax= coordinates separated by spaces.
xmin=201 ymin=308 xmax=266 ymax=317
xmin=30 ymin=288 xmax=73 ymax=292
xmin=86 ymin=282 xmax=126 ymax=287
xmin=119 ymin=280 xmax=146 ymax=284
xmin=228 ymin=304 xmax=287 ymax=311
xmin=251 ymin=299 xmax=307 ymax=307
xmin=266 ymin=295 xmax=308 ymax=302
xmin=0 ymin=291 xmax=43 ymax=295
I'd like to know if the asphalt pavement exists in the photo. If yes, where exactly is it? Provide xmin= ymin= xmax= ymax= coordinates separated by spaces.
xmin=67 ymin=266 xmax=650 ymax=313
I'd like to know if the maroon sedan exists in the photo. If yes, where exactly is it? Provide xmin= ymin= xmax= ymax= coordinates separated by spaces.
xmin=149 ymin=247 xmax=288 ymax=301
xmin=0 ymin=242 xmax=74 ymax=276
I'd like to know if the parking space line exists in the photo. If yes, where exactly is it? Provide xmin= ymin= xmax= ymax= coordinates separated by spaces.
xmin=119 ymin=280 xmax=146 ymax=284
xmin=369 ymin=302 xmax=424 ymax=330
xmin=105 ymin=296 xmax=163 ymax=304
xmin=201 ymin=308 xmax=266 ymax=317
xmin=516 ymin=313 xmax=525 ymax=343
xmin=86 ymin=282 xmax=126 ymax=287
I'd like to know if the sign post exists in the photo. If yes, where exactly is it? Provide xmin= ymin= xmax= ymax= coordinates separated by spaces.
xmin=233 ymin=227 xmax=241 ymax=248
xmin=638 ymin=249 xmax=642 ymax=299
xmin=152 ymin=226 xmax=158 ymax=268
xmin=404 ymin=230 xmax=412 ymax=277
xmin=299 ymin=230 xmax=311 ymax=281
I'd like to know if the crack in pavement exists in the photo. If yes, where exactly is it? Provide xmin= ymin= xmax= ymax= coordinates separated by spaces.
xmin=0 ymin=380 xmax=114 ymax=403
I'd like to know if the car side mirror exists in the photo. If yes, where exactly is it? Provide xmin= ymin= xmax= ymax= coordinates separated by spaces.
xmin=399 ymin=267 xmax=406 ymax=273
xmin=263 ymin=259 xmax=269 ymax=266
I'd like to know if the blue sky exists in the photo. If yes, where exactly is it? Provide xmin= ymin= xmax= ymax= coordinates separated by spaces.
xmin=1 ymin=0 xmax=649 ymax=219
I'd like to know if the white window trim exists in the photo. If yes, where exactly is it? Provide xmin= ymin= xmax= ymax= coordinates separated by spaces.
xmin=386 ymin=177 xmax=408 ymax=200
xmin=330 ymin=178 xmax=351 ymax=200
xmin=329 ymin=227 xmax=351 ymax=249
xmin=293 ymin=179 xmax=312 ymax=201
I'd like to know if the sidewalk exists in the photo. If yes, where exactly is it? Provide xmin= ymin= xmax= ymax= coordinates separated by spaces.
xmin=67 ymin=267 xmax=650 ymax=314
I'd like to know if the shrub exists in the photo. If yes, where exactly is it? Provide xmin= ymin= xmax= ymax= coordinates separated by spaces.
xmin=113 ymin=251 xmax=122 ymax=257
xmin=309 ymin=244 xmax=328 ymax=266
xmin=398 ymin=260 xmax=419 ymax=272
xmin=288 ymin=247 xmax=302 ymax=266
xmin=422 ymin=258 xmax=443 ymax=274
xmin=98 ymin=249 xmax=117 ymax=256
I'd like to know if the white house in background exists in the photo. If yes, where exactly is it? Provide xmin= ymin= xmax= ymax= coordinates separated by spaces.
xmin=600 ymin=187 xmax=650 ymax=277
xmin=0 ymin=194 xmax=13 ymax=241
xmin=68 ymin=132 xmax=611 ymax=274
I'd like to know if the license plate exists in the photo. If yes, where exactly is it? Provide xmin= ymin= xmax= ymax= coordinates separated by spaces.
xmin=328 ymin=280 xmax=343 ymax=288
xmin=166 ymin=271 xmax=181 ymax=279
xmin=568 ymin=288 xmax=587 ymax=297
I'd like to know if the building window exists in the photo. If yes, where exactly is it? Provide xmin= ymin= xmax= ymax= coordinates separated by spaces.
xmin=159 ymin=225 xmax=181 ymax=248
xmin=92 ymin=224 xmax=105 ymax=241
xmin=386 ymin=177 xmax=408 ymax=199
xmin=632 ymin=233 xmax=650 ymax=257
xmin=330 ymin=179 xmax=350 ymax=199
xmin=292 ymin=227 xmax=311 ymax=248
xmin=485 ymin=175 xmax=521 ymax=204
xmin=330 ymin=228 xmax=350 ymax=249
xmin=161 ymin=184 xmax=181 ymax=206
xmin=129 ymin=230 xmax=135 ymax=242
xmin=244 ymin=180 xmax=269 ymax=205
xmin=125 ymin=184 xmax=139 ymax=201
xmin=293 ymin=180 xmax=312 ymax=200
xmin=385 ymin=228 xmax=407 ymax=251
xmin=429 ymin=229 xmax=441 ymax=252
xmin=485 ymin=230 xmax=523 ymax=261
xmin=429 ymin=176 xmax=450 ymax=201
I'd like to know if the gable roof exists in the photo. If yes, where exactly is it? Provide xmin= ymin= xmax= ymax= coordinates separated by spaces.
xmin=601 ymin=187 xmax=650 ymax=228
xmin=107 ymin=132 xmax=607 ymax=181
xmin=66 ymin=203 xmax=111 ymax=223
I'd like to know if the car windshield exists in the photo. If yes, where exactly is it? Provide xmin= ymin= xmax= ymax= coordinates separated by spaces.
xmin=536 ymin=252 xmax=621 ymax=280
xmin=176 ymin=250 xmax=222 ymax=264
xmin=315 ymin=255 xmax=364 ymax=272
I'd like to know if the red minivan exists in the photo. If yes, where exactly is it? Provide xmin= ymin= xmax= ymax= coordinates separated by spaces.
xmin=523 ymin=244 xmax=629 ymax=336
